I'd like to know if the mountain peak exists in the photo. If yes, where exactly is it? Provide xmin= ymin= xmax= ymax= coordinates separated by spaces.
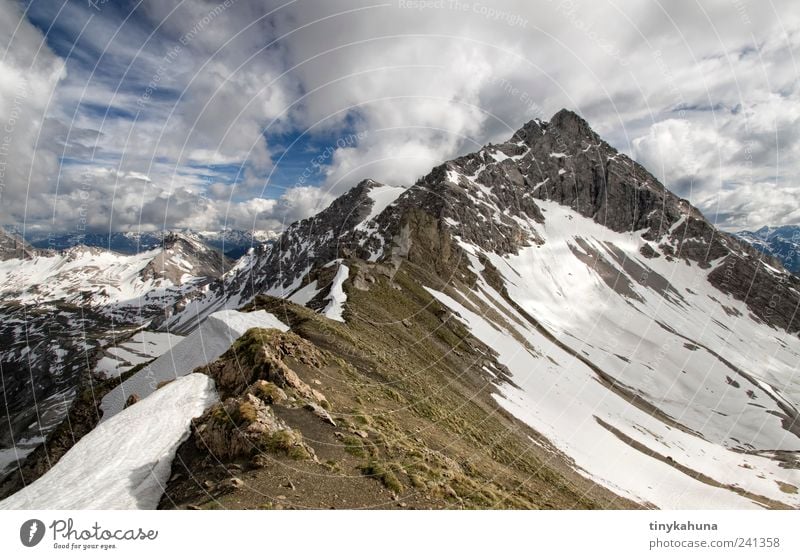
xmin=548 ymin=108 xmax=600 ymax=142
xmin=512 ymin=108 xmax=598 ymax=146
xmin=549 ymin=107 xmax=583 ymax=125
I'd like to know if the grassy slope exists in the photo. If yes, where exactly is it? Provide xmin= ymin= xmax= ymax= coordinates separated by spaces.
xmin=160 ymin=255 xmax=639 ymax=510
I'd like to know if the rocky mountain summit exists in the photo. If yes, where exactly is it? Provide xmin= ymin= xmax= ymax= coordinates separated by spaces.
xmin=165 ymin=109 xmax=799 ymax=335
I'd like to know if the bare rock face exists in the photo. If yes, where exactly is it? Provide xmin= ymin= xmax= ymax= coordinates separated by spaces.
xmin=708 ymin=251 xmax=800 ymax=333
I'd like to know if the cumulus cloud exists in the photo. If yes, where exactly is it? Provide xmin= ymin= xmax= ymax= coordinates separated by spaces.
xmin=0 ymin=1 xmax=65 ymax=230
xmin=1 ymin=0 xmax=798 ymax=233
xmin=632 ymin=119 xmax=736 ymax=199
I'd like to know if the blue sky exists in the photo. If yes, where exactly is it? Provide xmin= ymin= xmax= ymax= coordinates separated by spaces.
xmin=0 ymin=0 xmax=798 ymax=233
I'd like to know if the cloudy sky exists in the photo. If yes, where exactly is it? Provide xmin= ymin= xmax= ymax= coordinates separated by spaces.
xmin=0 ymin=0 xmax=797 ymax=235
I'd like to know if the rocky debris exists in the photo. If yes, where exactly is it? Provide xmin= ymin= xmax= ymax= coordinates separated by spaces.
xmin=123 ymin=394 xmax=140 ymax=409
xmin=191 ymin=389 xmax=319 ymax=464
xmin=247 ymin=380 xmax=287 ymax=405
xmin=193 ymin=393 xmax=290 ymax=460
xmin=305 ymin=402 xmax=336 ymax=426
xmin=352 ymin=267 xmax=376 ymax=291
xmin=227 ymin=477 xmax=245 ymax=489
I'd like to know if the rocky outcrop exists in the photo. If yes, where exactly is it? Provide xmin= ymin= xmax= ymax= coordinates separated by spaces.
xmin=186 ymin=328 xmax=332 ymax=463
xmin=192 ymin=392 xmax=314 ymax=461
xmin=199 ymin=328 xmax=327 ymax=403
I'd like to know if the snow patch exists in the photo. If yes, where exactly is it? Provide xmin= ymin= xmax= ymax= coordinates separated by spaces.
xmin=0 ymin=373 xmax=216 ymax=510
xmin=323 ymin=264 xmax=349 ymax=322
xmin=356 ymin=185 xmax=407 ymax=230
xmin=288 ymin=280 xmax=321 ymax=305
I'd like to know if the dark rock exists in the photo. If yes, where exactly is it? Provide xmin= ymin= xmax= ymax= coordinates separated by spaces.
xmin=639 ymin=243 xmax=659 ymax=258
xmin=123 ymin=394 xmax=140 ymax=409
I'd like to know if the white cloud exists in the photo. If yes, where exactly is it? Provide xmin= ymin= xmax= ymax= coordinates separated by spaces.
xmin=1 ymin=0 xmax=798 ymax=233
xmin=632 ymin=119 xmax=737 ymax=198
xmin=0 ymin=1 xmax=65 ymax=228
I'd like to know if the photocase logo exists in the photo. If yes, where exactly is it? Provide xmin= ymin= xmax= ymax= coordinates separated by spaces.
xmin=20 ymin=519 xmax=46 ymax=547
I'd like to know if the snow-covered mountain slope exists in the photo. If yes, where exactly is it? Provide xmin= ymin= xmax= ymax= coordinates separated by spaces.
xmin=425 ymin=200 xmax=800 ymax=508
xmin=95 ymin=331 xmax=185 ymax=377
xmin=161 ymin=180 xmax=409 ymax=333
xmin=736 ymin=225 xmax=800 ymax=275
xmin=388 ymin=112 xmax=800 ymax=507
xmin=0 ymin=373 xmax=216 ymax=510
xmin=101 ymin=310 xmax=289 ymax=421
xmin=157 ymin=109 xmax=800 ymax=508
xmin=0 ymin=232 xmax=227 ymax=308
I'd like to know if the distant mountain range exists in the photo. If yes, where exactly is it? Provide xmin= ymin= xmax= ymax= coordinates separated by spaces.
xmin=736 ymin=225 xmax=800 ymax=275
xmin=3 ymin=228 xmax=278 ymax=259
